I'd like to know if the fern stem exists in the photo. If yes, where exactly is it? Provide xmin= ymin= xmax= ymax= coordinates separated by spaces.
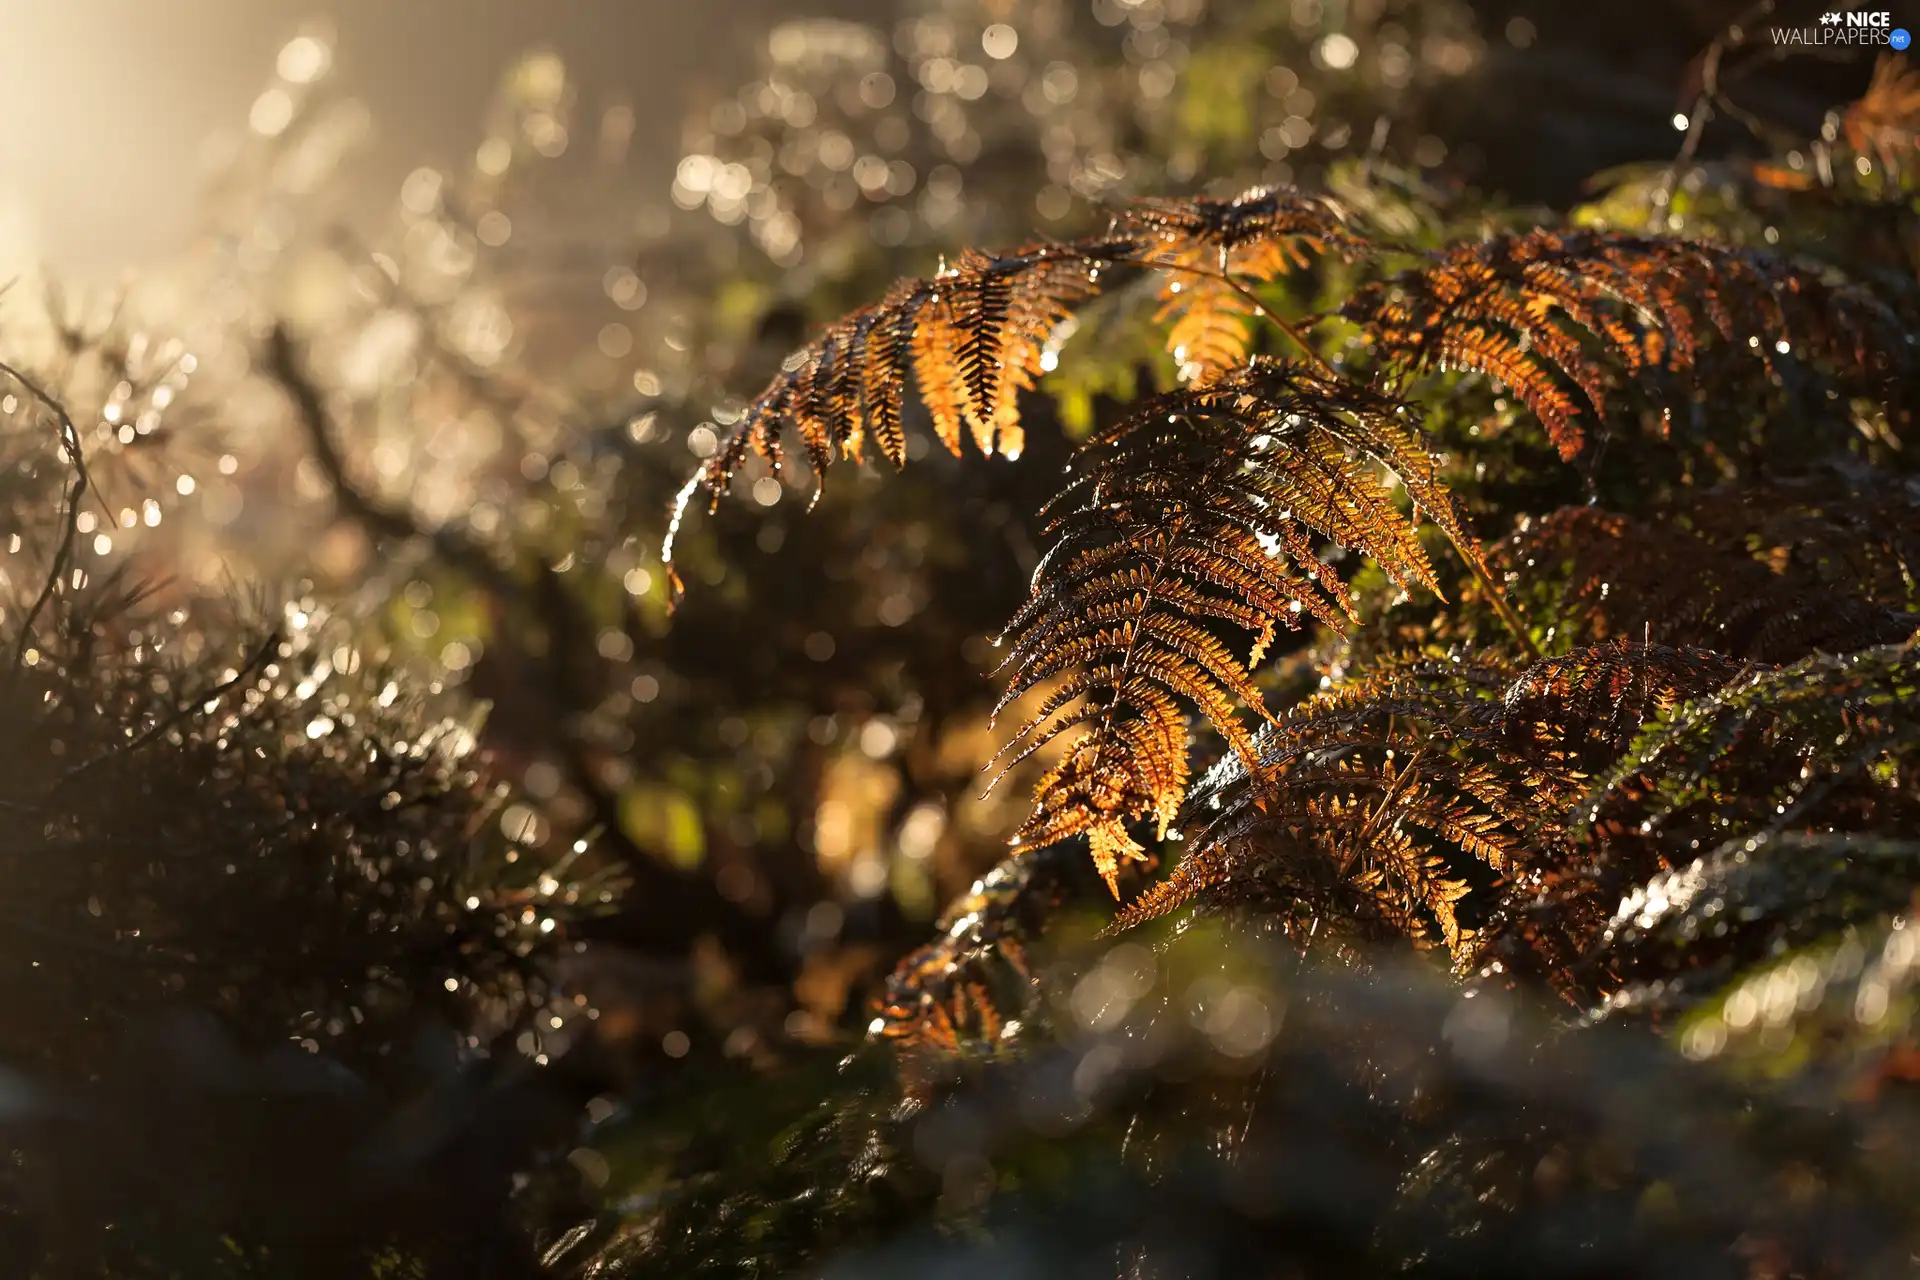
xmin=1453 ymin=542 xmax=1541 ymax=662
xmin=1112 ymin=256 xmax=1337 ymax=379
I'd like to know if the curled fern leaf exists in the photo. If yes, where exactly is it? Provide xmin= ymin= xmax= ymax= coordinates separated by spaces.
xmin=994 ymin=360 xmax=1469 ymax=896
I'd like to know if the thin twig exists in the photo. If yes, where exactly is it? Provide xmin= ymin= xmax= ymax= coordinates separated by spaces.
xmin=1 ymin=360 xmax=88 ymax=669
xmin=1657 ymin=0 xmax=1780 ymax=211
xmin=264 ymin=325 xmax=528 ymax=601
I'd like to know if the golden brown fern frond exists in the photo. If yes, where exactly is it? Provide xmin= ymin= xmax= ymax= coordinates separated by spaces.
xmin=698 ymin=236 xmax=1141 ymax=498
xmin=664 ymin=189 xmax=1367 ymax=603
xmin=695 ymin=189 xmax=1358 ymax=498
xmin=1583 ymin=641 xmax=1920 ymax=901
xmin=1472 ymin=640 xmax=1736 ymax=991
xmin=993 ymin=361 xmax=1470 ymax=896
xmin=1116 ymin=188 xmax=1360 ymax=382
xmin=1108 ymin=667 xmax=1527 ymax=961
xmin=1341 ymin=229 xmax=1913 ymax=460
xmin=1115 ymin=789 xmax=1478 ymax=955
xmin=973 ymin=251 xmax=1113 ymax=459
xmin=1480 ymin=639 xmax=1746 ymax=761
xmin=1112 ymin=642 xmax=1746 ymax=962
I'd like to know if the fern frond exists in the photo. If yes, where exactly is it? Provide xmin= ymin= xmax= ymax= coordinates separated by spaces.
xmin=1115 ymin=642 xmax=1748 ymax=961
xmin=1480 ymin=640 xmax=1915 ymax=1001
xmin=1342 ymin=229 xmax=1914 ymax=459
xmin=1587 ymin=639 xmax=1920 ymax=869
xmin=691 ymin=188 xmax=1357 ymax=507
xmin=664 ymin=189 xmax=1366 ymax=602
xmin=1499 ymin=506 xmax=1917 ymax=662
xmin=701 ymin=237 xmax=1138 ymax=496
xmin=1843 ymin=53 xmax=1920 ymax=179
xmin=1482 ymin=638 xmax=1746 ymax=759
xmin=1114 ymin=772 xmax=1490 ymax=962
xmin=1109 ymin=659 xmax=1540 ymax=955
xmin=995 ymin=361 xmax=1469 ymax=896
xmin=1118 ymin=188 xmax=1360 ymax=382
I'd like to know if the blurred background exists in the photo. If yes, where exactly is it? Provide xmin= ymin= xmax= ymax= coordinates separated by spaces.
xmin=5 ymin=0 xmax=1844 ymax=271
xmin=0 ymin=0 xmax=888 ymax=273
